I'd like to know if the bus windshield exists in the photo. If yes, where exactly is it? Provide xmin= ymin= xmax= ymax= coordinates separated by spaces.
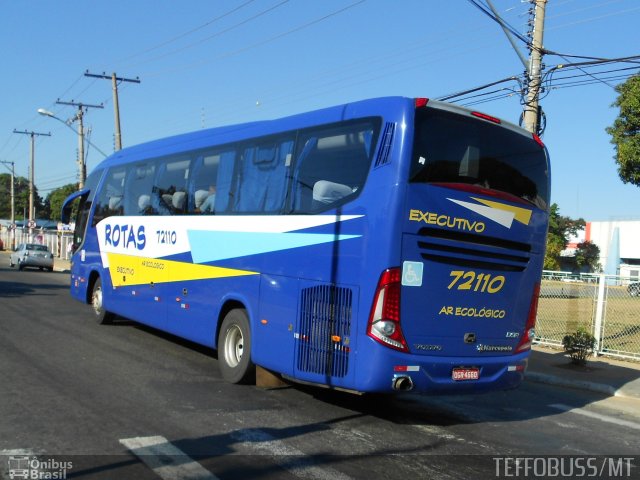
xmin=409 ymin=108 xmax=549 ymax=210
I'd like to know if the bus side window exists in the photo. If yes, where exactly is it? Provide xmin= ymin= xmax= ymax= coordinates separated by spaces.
xmin=214 ymin=151 xmax=238 ymax=213
xmin=125 ymin=163 xmax=156 ymax=215
xmin=191 ymin=152 xmax=221 ymax=214
xmin=154 ymin=158 xmax=191 ymax=215
xmin=92 ymin=167 xmax=126 ymax=226
xmin=234 ymin=137 xmax=294 ymax=213
xmin=292 ymin=122 xmax=375 ymax=213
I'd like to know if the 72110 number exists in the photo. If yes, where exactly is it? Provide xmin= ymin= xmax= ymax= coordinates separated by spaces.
xmin=447 ymin=270 xmax=505 ymax=294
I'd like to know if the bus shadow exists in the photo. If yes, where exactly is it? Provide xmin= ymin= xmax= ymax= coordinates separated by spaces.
xmin=107 ymin=316 xmax=219 ymax=360
xmin=0 ymin=278 xmax=68 ymax=297
xmin=101 ymin=316 xmax=637 ymax=429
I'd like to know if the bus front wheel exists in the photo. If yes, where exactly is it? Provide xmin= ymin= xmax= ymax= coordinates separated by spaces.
xmin=91 ymin=277 xmax=114 ymax=325
xmin=218 ymin=309 xmax=255 ymax=384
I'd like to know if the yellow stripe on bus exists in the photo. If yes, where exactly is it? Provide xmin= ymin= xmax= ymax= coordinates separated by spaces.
xmin=472 ymin=197 xmax=533 ymax=226
xmin=107 ymin=253 xmax=258 ymax=288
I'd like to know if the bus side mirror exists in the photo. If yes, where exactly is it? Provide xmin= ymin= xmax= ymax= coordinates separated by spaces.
xmin=61 ymin=188 xmax=89 ymax=223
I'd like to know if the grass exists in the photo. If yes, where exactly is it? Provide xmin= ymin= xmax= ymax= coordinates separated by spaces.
xmin=536 ymin=284 xmax=640 ymax=355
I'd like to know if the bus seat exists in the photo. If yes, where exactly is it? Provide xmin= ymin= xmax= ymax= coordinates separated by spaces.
xmin=108 ymin=195 xmax=122 ymax=210
xmin=161 ymin=194 xmax=173 ymax=207
xmin=313 ymin=180 xmax=353 ymax=205
xmin=172 ymin=191 xmax=186 ymax=211
xmin=194 ymin=189 xmax=208 ymax=209
xmin=138 ymin=194 xmax=151 ymax=211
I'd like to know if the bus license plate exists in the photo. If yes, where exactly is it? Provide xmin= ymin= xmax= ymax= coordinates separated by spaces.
xmin=452 ymin=368 xmax=479 ymax=381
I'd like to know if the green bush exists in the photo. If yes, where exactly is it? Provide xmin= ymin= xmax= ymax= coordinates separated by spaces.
xmin=562 ymin=327 xmax=596 ymax=366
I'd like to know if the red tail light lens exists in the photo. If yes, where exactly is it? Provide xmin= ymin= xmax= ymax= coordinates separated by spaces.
xmin=415 ymin=98 xmax=429 ymax=108
xmin=471 ymin=111 xmax=501 ymax=124
xmin=533 ymin=133 xmax=545 ymax=148
xmin=367 ymin=268 xmax=408 ymax=352
xmin=515 ymin=283 xmax=540 ymax=353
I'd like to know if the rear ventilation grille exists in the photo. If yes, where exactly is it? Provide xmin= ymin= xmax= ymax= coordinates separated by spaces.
xmin=417 ymin=227 xmax=531 ymax=272
xmin=375 ymin=122 xmax=395 ymax=167
xmin=297 ymin=285 xmax=352 ymax=378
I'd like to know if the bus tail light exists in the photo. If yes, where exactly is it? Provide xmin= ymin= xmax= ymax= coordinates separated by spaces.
xmin=471 ymin=111 xmax=501 ymax=124
xmin=415 ymin=98 xmax=429 ymax=108
xmin=515 ymin=283 xmax=540 ymax=353
xmin=367 ymin=268 xmax=408 ymax=352
xmin=533 ymin=133 xmax=545 ymax=148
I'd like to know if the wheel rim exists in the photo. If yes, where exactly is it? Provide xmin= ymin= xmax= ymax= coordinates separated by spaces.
xmin=223 ymin=324 xmax=244 ymax=368
xmin=92 ymin=286 xmax=103 ymax=316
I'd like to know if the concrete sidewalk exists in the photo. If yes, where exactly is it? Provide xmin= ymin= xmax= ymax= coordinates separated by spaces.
xmin=53 ymin=255 xmax=71 ymax=272
xmin=527 ymin=345 xmax=640 ymax=400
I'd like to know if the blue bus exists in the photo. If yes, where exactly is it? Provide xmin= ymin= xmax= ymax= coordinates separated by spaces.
xmin=62 ymin=96 xmax=549 ymax=394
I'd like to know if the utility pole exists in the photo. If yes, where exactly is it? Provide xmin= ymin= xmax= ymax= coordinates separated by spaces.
xmin=522 ymin=0 xmax=547 ymax=135
xmin=56 ymin=100 xmax=103 ymax=189
xmin=12 ymin=130 xmax=51 ymax=233
xmin=0 ymin=160 xmax=16 ymax=248
xmin=84 ymin=71 xmax=140 ymax=150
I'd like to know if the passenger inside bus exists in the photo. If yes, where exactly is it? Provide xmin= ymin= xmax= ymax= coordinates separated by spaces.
xmin=197 ymin=185 xmax=216 ymax=213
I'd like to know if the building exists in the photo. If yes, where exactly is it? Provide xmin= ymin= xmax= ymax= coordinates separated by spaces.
xmin=563 ymin=219 xmax=640 ymax=279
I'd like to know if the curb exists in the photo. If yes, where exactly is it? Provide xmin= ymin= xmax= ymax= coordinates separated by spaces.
xmin=525 ymin=372 xmax=636 ymax=400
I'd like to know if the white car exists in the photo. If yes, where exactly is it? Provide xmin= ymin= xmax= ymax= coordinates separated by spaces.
xmin=9 ymin=243 xmax=54 ymax=271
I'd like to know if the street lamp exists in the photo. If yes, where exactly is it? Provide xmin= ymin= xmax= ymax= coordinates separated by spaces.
xmin=37 ymin=108 xmax=109 ymax=189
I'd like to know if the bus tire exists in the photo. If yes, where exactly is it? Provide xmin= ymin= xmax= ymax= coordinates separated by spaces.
xmin=91 ymin=277 xmax=114 ymax=325
xmin=218 ymin=309 xmax=255 ymax=384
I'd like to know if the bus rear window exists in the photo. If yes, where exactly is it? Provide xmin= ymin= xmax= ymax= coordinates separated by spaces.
xmin=410 ymin=108 xmax=549 ymax=209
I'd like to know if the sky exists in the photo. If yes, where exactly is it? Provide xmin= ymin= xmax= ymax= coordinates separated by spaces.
xmin=1 ymin=0 xmax=639 ymax=221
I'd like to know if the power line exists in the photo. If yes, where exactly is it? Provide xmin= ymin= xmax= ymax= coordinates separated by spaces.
xmin=145 ymin=0 xmax=366 ymax=78
xmin=466 ymin=0 xmax=530 ymax=45
xmin=84 ymin=71 xmax=141 ymax=150
xmin=113 ymin=0 xmax=258 ymax=68
xmin=125 ymin=0 xmax=290 ymax=70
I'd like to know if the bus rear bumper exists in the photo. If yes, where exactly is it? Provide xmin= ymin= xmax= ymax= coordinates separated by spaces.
xmin=359 ymin=350 xmax=530 ymax=395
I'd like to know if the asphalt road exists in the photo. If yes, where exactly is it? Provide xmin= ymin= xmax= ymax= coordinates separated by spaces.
xmin=1 ymin=255 xmax=639 ymax=479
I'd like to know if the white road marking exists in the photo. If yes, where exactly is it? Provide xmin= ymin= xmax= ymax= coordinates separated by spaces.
xmin=549 ymin=404 xmax=640 ymax=431
xmin=0 ymin=449 xmax=34 ymax=455
xmin=231 ymin=428 xmax=353 ymax=480
xmin=120 ymin=436 xmax=219 ymax=480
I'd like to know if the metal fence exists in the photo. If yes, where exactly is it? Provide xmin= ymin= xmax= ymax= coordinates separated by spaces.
xmin=536 ymin=271 xmax=640 ymax=361
xmin=0 ymin=228 xmax=74 ymax=261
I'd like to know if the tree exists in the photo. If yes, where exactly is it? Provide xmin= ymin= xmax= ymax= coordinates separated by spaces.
xmin=0 ymin=173 xmax=43 ymax=220
xmin=544 ymin=203 xmax=586 ymax=270
xmin=45 ymin=184 xmax=78 ymax=221
xmin=606 ymin=75 xmax=640 ymax=186
xmin=574 ymin=240 xmax=601 ymax=272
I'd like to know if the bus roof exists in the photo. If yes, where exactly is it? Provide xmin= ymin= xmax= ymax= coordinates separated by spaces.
xmin=93 ymin=96 xmax=535 ymax=171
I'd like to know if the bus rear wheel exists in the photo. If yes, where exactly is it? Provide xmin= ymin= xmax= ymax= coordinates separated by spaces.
xmin=218 ymin=309 xmax=255 ymax=384
xmin=91 ymin=277 xmax=114 ymax=325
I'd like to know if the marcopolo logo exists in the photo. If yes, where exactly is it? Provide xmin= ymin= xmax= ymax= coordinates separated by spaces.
xmin=7 ymin=456 xmax=73 ymax=479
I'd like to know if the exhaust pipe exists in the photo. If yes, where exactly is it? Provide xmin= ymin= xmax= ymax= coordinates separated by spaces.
xmin=392 ymin=375 xmax=414 ymax=392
